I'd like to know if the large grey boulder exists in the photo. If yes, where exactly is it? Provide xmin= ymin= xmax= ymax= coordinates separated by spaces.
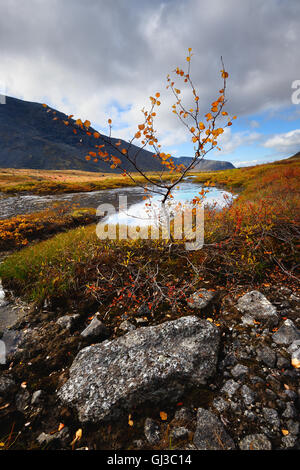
xmin=193 ymin=408 xmax=235 ymax=450
xmin=58 ymin=316 xmax=220 ymax=423
xmin=236 ymin=291 xmax=278 ymax=327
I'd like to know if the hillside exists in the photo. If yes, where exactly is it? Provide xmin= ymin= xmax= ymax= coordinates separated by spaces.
xmin=0 ymin=96 xmax=164 ymax=173
xmin=0 ymin=96 xmax=234 ymax=173
xmin=279 ymin=151 xmax=300 ymax=162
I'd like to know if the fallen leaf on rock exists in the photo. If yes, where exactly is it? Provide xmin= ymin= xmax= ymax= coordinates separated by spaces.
xmin=0 ymin=403 xmax=10 ymax=410
xmin=70 ymin=428 xmax=82 ymax=447
xmin=128 ymin=414 xmax=134 ymax=427
xmin=282 ymin=429 xmax=289 ymax=436
xmin=291 ymin=358 xmax=300 ymax=369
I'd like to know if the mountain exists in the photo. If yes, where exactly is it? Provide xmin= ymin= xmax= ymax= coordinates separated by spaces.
xmin=176 ymin=156 xmax=235 ymax=171
xmin=0 ymin=96 xmax=234 ymax=172
xmin=0 ymin=96 xmax=165 ymax=172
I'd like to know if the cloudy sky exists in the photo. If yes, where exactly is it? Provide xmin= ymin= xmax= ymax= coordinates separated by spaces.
xmin=1 ymin=0 xmax=300 ymax=166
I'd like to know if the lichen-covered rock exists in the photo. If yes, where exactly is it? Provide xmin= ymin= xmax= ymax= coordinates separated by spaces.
xmin=119 ymin=320 xmax=136 ymax=332
xmin=239 ymin=434 xmax=272 ymax=450
xmin=272 ymin=319 xmax=300 ymax=346
xmin=193 ymin=408 xmax=235 ymax=450
xmin=80 ymin=316 xmax=108 ymax=340
xmin=56 ymin=314 xmax=80 ymax=331
xmin=231 ymin=364 xmax=249 ymax=379
xmin=144 ymin=418 xmax=161 ymax=445
xmin=236 ymin=291 xmax=278 ymax=327
xmin=256 ymin=345 xmax=276 ymax=368
xmin=240 ymin=385 xmax=256 ymax=405
xmin=262 ymin=407 xmax=280 ymax=430
xmin=170 ymin=426 xmax=189 ymax=442
xmin=187 ymin=289 xmax=216 ymax=310
xmin=0 ymin=375 xmax=16 ymax=397
xmin=221 ymin=379 xmax=240 ymax=397
xmin=58 ymin=316 xmax=220 ymax=423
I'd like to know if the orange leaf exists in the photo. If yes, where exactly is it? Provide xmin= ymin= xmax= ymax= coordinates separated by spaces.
xmin=128 ymin=414 xmax=134 ymax=427
xmin=160 ymin=411 xmax=168 ymax=421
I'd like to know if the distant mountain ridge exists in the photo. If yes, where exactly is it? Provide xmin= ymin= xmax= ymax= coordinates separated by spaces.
xmin=176 ymin=156 xmax=235 ymax=171
xmin=0 ymin=96 xmax=235 ymax=172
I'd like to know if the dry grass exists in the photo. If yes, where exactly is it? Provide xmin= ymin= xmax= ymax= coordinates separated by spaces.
xmin=0 ymin=168 xmax=178 ymax=194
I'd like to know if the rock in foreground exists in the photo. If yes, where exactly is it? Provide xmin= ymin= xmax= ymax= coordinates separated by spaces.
xmin=236 ymin=290 xmax=278 ymax=327
xmin=58 ymin=316 xmax=220 ymax=423
xmin=193 ymin=408 xmax=235 ymax=450
xmin=187 ymin=289 xmax=216 ymax=310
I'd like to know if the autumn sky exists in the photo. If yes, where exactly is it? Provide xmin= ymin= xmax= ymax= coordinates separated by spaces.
xmin=1 ymin=0 xmax=300 ymax=166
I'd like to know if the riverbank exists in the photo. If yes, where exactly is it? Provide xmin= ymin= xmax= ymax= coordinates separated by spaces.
xmin=0 ymin=168 xmax=180 ymax=195
xmin=0 ymin=206 xmax=97 ymax=250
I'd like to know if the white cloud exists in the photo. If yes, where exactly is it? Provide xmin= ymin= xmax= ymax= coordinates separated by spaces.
xmin=235 ymin=160 xmax=263 ymax=167
xmin=217 ymin=128 xmax=261 ymax=155
xmin=263 ymin=129 xmax=300 ymax=155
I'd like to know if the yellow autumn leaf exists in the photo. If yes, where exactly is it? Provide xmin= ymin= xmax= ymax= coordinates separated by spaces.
xmin=128 ymin=414 xmax=134 ymax=427
xmin=291 ymin=357 xmax=300 ymax=369
xmin=70 ymin=428 xmax=83 ymax=446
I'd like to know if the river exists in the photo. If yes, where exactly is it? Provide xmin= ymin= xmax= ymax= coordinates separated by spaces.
xmin=0 ymin=180 xmax=233 ymax=221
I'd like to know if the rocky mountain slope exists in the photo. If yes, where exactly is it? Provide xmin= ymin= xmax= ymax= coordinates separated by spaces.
xmin=0 ymin=96 xmax=234 ymax=172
